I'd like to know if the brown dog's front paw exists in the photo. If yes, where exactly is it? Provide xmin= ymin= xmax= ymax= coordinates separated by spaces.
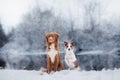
xmin=40 ymin=67 xmax=48 ymax=72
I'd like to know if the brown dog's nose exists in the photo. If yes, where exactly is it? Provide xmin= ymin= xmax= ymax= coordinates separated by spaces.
xmin=49 ymin=36 xmax=53 ymax=40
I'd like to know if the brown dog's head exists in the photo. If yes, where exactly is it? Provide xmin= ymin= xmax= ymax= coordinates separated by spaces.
xmin=46 ymin=32 xmax=59 ymax=50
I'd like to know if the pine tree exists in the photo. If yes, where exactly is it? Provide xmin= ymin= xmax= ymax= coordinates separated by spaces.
xmin=0 ymin=23 xmax=8 ymax=48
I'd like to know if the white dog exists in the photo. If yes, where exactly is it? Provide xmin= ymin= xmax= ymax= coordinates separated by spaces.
xmin=64 ymin=41 xmax=79 ymax=70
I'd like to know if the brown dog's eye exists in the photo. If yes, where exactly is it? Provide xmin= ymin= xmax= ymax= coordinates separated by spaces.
xmin=48 ymin=35 xmax=50 ymax=38
xmin=70 ymin=46 xmax=72 ymax=48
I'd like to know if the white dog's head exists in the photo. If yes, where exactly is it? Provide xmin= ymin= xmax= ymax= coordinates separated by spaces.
xmin=64 ymin=41 xmax=75 ymax=52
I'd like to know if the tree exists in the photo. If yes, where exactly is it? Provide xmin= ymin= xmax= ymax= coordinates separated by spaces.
xmin=0 ymin=22 xmax=8 ymax=48
xmin=8 ymin=7 xmax=70 ymax=52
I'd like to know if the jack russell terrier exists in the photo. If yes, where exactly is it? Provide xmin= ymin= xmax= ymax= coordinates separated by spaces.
xmin=64 ymin=41 xmax=79 ymax=70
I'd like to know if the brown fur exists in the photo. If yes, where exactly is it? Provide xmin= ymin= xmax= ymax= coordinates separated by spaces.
xmin=46 ymin=32 xmax=59 ymax=51
xmin=44 ymin=32 xmax=64 ymax=74
xmin=73 ymin=60 xmax=79 ymax=68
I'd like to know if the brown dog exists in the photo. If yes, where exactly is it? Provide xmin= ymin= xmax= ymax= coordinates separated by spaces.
xmin=41 ymin=32 xmax=64 ymax=74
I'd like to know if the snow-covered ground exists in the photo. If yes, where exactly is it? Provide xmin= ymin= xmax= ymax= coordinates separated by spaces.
xmin=0 ymin=69 xmax=119 ymax=80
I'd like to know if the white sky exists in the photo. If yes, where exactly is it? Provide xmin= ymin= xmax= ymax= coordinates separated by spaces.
xmin=0 ymin=0 xmax=120 ymax=34
xmin=0 ymin=0 xmax=35 ymax=33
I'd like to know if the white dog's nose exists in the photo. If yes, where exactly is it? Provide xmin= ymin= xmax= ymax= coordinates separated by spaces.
xmin=68 ymin=48 xmax=70 ymax=51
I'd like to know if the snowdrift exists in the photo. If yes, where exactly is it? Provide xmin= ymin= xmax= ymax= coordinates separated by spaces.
xmin=0 ymin=69 xmax=120 ymax=80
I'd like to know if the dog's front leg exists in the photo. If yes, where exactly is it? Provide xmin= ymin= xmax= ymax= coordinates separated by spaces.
xmin=54 ymin=54 xmax=59 ymax=71
xmin=65 ymin=55 xmax=70 ymax=67
xmin=47 ymin=55 xmax=52 ymax=74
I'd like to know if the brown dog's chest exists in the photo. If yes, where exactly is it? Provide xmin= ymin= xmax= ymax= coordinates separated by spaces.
xmin=47 ymin=44 xmax=58 ymax=63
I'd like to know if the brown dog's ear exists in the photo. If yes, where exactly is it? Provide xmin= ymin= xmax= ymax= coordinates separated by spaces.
xmin=71 ymin=41 xmax=75 ymax=46
xmin=55 ymin=32 xmax=59 ymax=39
xmin=64 ymin=41 xmax=68 ymax=46
xmin=45 ymin=33 xmax=50 ymax=44
xmin=45 ymin=33 xmax=48 ymax=41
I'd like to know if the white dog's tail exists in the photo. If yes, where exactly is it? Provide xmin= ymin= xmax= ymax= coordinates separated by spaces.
xmin=74 ymin=66 xmax=81 ymax=71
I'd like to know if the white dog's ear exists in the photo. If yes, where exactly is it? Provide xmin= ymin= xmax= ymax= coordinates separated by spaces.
xmin=64 ymin=41 xmax=68 ymax=46
xmin=71 ymin=41 xmax=75 ymax=46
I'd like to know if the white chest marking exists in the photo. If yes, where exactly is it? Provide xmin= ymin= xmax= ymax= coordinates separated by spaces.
xmin=65 ymin=51 xmax=77 ymax=68
xmin=65 ymin=52 xmax=76 ymax=62
xmin=47 ymin=44 xmax=58 ymax=63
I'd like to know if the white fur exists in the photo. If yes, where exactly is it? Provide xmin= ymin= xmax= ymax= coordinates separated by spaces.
xmin=65 ymin=43 xmax=77 ymax=69
xmin=47 ymin=44 xmax=58 ymax=63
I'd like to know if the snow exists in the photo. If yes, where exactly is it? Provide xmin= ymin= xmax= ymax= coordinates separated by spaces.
xmin=0 ymin=69 xmax=119 ymax=80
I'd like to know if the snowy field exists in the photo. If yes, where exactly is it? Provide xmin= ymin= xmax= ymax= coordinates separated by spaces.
xmin=0 ymin=69 xmax=119 ymax=80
